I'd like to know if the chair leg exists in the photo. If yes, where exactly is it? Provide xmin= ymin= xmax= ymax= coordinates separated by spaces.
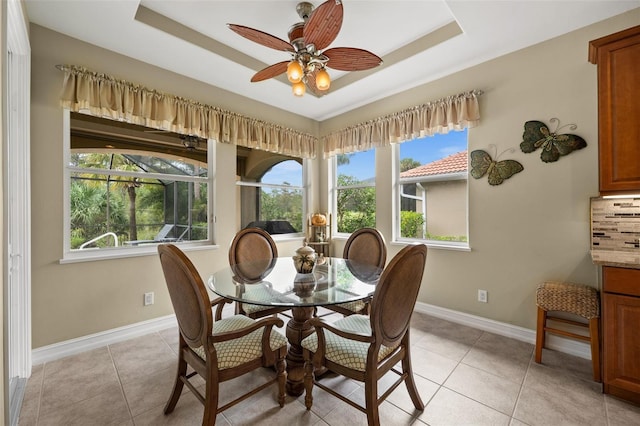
xmin=164 ymin=354 xmax=187 ymax=415
xmin=402 ymin=352 xmax=425 ymax=410
xmin=589 ymin=317 xmax=601 ymax=383
xmin=202 ymin=371 xmax=219 ymax=426
xmin=303 ymin=359 xmax=314 ymax=410
xmin=535 ymin=307 xmax=546 ymax=364
xmin=364 ymin=375 xmax=379 ymax=426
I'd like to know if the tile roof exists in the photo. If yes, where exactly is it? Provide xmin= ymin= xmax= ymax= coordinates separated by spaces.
xmin=400 ymin=151 xmax=468 ymax=178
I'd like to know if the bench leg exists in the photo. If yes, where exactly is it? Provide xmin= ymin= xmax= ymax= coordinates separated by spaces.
xmin=535 ymin=307 xmax=546 ymax=364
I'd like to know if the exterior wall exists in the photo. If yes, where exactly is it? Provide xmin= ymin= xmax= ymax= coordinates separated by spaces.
xmin=424 ymin=180 xmax=467 ymax=239
xmin=28 ymin=9 xmax=640 ymax=348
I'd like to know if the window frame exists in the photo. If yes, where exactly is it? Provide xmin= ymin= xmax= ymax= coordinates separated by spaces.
xmin=331 ymin=149 xmax=377 ymax=238
xmin=61 ymin=109 xmax=217 ymax=263
xmin=392 ymin=136 xmax=470 ymax=251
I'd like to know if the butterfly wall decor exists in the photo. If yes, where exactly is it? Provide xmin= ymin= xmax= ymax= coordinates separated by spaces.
xmin=470 ymin=147 xmax=523 ymax=186
xmin=520 ymin=118 xmax=587 ymax=163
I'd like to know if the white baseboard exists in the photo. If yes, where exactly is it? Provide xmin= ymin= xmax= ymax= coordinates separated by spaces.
xmin=31 ymin=303 xmax=592 ymax=367
xmin=32 ymin=315 xmax=177 ymax=365
xmin=414 ymin=302 xmax=592 ymax=360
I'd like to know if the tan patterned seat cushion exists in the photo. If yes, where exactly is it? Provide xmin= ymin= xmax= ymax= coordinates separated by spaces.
xmin=301 ymin=315 xmax=398 ymax=371
xmin=192 ymin=315 xmax=287 ymax=370
xmin=241 ymin=286 xmax=293 ymax=314
xmin=332 ymin=300 xmax=367 ymax=313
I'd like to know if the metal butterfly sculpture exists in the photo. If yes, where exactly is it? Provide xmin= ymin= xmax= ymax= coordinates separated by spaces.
xmin=520 ymin=118 xmax=587 ymax=163
xmin=470 ymin=147 xmax=523 ymax=186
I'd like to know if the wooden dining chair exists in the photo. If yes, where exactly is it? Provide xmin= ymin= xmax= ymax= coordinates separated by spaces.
xmin=302 ymin=244 xmax=428 ymax=426
xmin=158 ymin=244 xmax=288 ymax=425
xmin=326 ymin=227 xmax=386 ymax=316
xmin=228 ymin=227 xmax=291 ymax=319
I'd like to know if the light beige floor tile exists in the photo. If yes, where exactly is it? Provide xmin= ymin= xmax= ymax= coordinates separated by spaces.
xmin=36 ymin=384 xmax=131 ymax=426
xmin=295 ymin=373 xmax=361 ymax=419
xmin=414 ymin=332 xmax=475 ymax=362
xmin=534 ymin=347 xmax=595 ymax=382
xmin=321 ymin=397 xmax=416 ymax=426
xmin=419 ymin=387 xmax=511 ymax=426
xmin=605 ymin=394 xmax=640 ymax=426
xmin=121 ymin=366 xmax=177 ymax=417
xmin=523 ymin=362 xmax=603 ymax=408
xmin=109 ymin=333 xmax=176 ymax=384
xmin=462 ymin=333 xmax=532 ymax=383
xmin=412 ymin=314 xmax=483 ymax=347
xmin=39 ymin=347 xmax=121 ymax=415
xmin=513 ymin=385 xmax=606 ymax=426
xmin=444 ymin=362 xmax=521 ymax=415
xmin=225 ymin=389 xmax=320 ymax=425
xmin=509 ymin=418 xmax=530 ymax=426
xmin=18 ymin=363 xmax=44 ymax=426
xmin=132 ymin=389 xmax=215 ymax=426
xmin=409 ymin=345 xmax=459 ymax=384
xmin=157 ymin=326 xmax=179 ymax=351
xmin=378 ymin=372 xmax=439 ymax=415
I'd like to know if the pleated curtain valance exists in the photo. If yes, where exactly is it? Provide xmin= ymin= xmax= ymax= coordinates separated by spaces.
xmin=322 ymin=90 xmax=483 ymax=157
xmin=57 ymin=65 xmax=318 ymax=159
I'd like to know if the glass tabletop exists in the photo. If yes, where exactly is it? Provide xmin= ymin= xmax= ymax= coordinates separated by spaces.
xmin=208 ymin=257 xmax=381 ymax=307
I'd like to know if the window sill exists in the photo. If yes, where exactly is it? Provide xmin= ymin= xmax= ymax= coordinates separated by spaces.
xmin=59 ymin=243 xmax=220 ymax=264
xmin=390 ymin=240 xmax=471 ymax=252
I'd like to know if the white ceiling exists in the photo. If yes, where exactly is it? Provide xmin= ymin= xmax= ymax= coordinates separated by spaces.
xmin=24 ymin=0 xmax=639 ymax=121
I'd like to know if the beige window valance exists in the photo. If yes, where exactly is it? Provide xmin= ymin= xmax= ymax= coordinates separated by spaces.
xmin=322 ymin=90 xmax=482 ymax=157
xmin=57 ymin=65 xmax=318 ymax=159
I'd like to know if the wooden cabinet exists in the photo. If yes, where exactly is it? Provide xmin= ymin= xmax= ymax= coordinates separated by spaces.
xmin=307 ymin=214 xmax=331 ymax=257
xmin=589 ymin=25 xmax=640 ymax=194
xmin=602 ymin=266 xmax=640 ymax=405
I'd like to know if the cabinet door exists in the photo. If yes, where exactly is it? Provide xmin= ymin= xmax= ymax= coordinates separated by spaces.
xmin=590 ymin=26 xmax=640 ymax=193
xmin=603 ymin=292 xmax=640 ymax=403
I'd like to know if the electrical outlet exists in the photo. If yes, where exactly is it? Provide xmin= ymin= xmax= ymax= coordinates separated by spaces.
xmin=144 ymin=292 xmax=154 ymax=306
xmin=477 ymin=289 xmax=488 ymax=303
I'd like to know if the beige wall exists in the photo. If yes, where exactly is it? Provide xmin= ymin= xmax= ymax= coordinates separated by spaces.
xmin=0 ymin=1 xmax=5 ymax=420
xmin=29 ymin=10 xmax=639 ymax=349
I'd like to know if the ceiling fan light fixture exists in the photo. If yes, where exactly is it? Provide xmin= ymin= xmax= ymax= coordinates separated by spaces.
xmin=316 ymin=68 xmax=331 ymax=91
xmin=287 ymin=61 xmax=304 ymax=83
xmin=292 ymin=80 xmax=306 ymax=97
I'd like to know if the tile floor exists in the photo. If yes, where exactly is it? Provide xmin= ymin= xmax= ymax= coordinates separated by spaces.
xmin=18 ymin=309 xmax=640 ymax=425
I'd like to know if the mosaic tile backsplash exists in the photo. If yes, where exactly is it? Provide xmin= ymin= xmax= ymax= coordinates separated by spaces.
xmin=591 ymin=197 xmax=640 ymax=267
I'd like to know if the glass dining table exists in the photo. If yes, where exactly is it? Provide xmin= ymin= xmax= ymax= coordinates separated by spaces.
xmin=208 ymin=255 xmax=382 ymax=396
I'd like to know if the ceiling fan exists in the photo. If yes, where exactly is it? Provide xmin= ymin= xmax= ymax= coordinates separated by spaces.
xmin=228 ymin=0 xmax=383 ymax=97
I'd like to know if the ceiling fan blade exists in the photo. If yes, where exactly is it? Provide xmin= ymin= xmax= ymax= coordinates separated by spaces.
xmin=324 ymin=47 xmax=383 ymax=71
xmin=251 ymin=61 xmax=289 ymax=82
xmin=304 ymin=0 xmax=344 ymax=51
xmin=228 ymin=24 xmax=294 ymax=52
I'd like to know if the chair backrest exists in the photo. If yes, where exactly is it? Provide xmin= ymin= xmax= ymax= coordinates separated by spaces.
xmin=229 ymin=227 xmax=278 ymax=282
xmin=343 ymin=227 xmax=387 ymax=270
xmin=158 ymin=244 xmax=212 ymax=349
xmin=369 ymin=244 xmax=427 ymax=348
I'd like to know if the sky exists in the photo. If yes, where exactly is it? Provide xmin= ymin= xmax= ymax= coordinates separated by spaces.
xmin=262 ymin=129 xmax=468 ymax=184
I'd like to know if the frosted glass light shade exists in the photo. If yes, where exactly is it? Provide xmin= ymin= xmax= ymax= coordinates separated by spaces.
xmin=292 ymin=81 xmax=306 ymax=96
xmin=316 ymin=69 xmax=331 ymax=91
xmin=287 ymin=61 xmax=303 ymax=83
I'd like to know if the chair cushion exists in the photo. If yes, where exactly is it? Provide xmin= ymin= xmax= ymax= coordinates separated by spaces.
xmin=332 ymin=300 xmax=367 ymax=314
xmin=192 ymin=315 xmax=287 ymax=370
xmin=301 ymin=315 xmax=398 ymax=371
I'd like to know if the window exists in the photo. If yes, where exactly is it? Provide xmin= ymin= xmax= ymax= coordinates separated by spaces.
xmin=64 ymin=112 xmax=213 ymax=258
xmin=333 ymin=149 xmax=376 ymax=234
xmin=236 ymin=146 xmax=305 ymax=235
xmin=395 ymin=129 xmax=468 ymax=247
